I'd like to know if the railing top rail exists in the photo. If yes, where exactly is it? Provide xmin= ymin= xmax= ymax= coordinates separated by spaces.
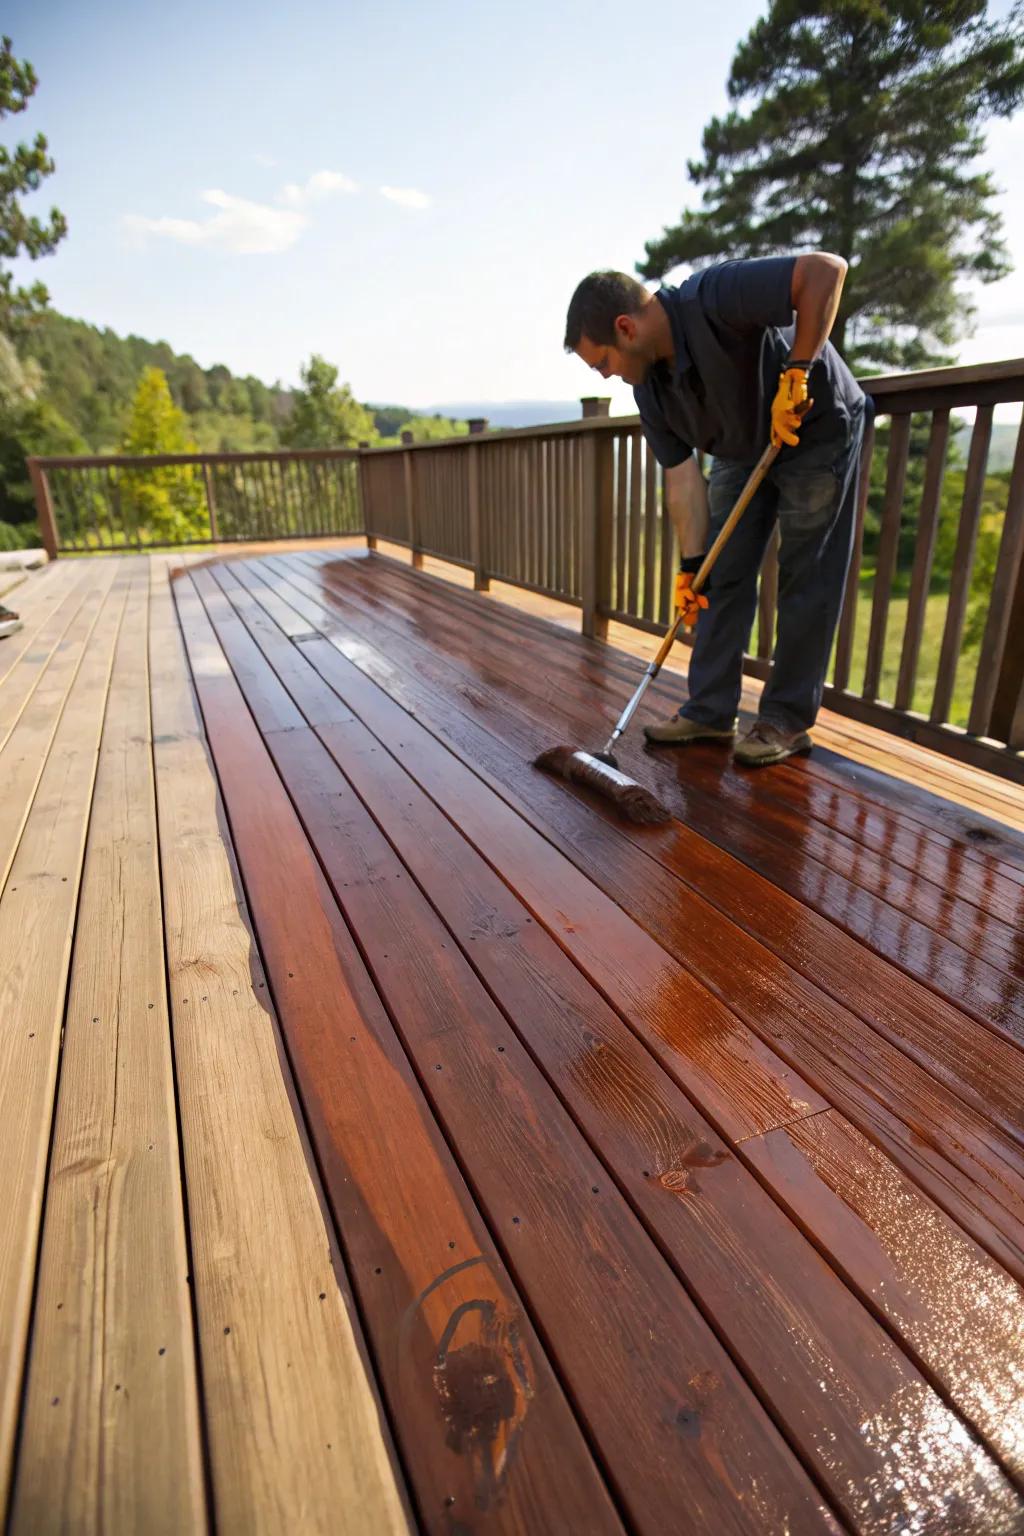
xmin=859 ymin=356 xmax=1024 ymax=396
xmin=28 ymin=447 xmax=362 ymax=471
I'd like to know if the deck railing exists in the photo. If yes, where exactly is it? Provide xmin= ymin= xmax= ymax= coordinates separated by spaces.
xmin=28 ymin=359 xmax=1024 ymax=780
xmin=26 ymin=448 xmax=362 ymax=554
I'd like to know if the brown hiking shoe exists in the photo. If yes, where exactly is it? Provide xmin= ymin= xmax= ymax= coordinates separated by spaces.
xmin=733 ymin=719 xmax=812 ymax=766
xmin=643 ymin=713 xmax=736 ymax=746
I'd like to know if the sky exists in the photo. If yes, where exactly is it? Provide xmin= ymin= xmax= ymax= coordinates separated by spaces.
xmin=4 ymin=0 xmax=1024 ymax=415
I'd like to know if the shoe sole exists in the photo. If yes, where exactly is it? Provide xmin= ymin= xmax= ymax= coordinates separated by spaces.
xmin=734 ymin=742 xmax=813 ymax=768
xmin=0 ymin=620 xmax=23 ymax=639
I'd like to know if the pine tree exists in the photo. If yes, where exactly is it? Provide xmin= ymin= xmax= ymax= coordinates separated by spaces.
xmin=120 ymin=367 xmax=205 ymax=544
xmin=0 ymin=35 xmax=68 ymax=334
xmin=639 ymin=1 xmax=1024 ymax=369
xmin=281 ymin=354 xmax=376 ymax=448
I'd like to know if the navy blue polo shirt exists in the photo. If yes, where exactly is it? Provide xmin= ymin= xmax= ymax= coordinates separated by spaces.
xmin=633 ymin=257 xmax=864 ymax=467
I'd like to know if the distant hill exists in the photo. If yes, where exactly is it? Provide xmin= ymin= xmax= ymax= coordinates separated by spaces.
xmin=425 ymin=400 xmax=586 ymax=430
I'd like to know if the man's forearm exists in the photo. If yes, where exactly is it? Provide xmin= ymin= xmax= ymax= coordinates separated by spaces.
xmin=790 ymin=253 xmax=847 ymax=361
xmin=664 ymin=457 xmax=709 ymax=559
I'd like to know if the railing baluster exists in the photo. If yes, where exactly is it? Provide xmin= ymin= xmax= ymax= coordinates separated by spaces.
xmin=643 ymin=432 xmax=657 ymax=623
xmin=626 ymin=433 xmax=641 ymax=618
xmin=894 ymin=410 xmax=950 ymax=712
xmin=832 ymin=413 xmax=875 ymax=691
xmin=970 ymin=415 xmax=1024 ymax=737
xmin=930 ymin=404 xmax=994 ymax=724
xmin=656 ymin=458 xmax=672 ymax=626
xmin=614 ymin=433 xmax=627 ymax=613
xmin=863 ymin=412 xmax=912 ymax=700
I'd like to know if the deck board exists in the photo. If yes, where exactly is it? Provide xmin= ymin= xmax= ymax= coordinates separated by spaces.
xmin=173 ymin=571 xmax=627 ymax=1535
xmin=10 ymin=574 xmax=205 ymax=1534
xmin=250 ymin=554 xmax=1024 ymax=1284
xmin=0 ymin=560 xmax=131 ymax=1505
xmin=189 ymin=567 xmax=842 ymax=1533
xmin=207 ymin=560 xmax=1024 ymax=1524
xmin=311 ymin=550 xmax=1024 ymax=1029
xmin=3 ymin=543 xmax=1024 ymax=1534
xmin=148 ymin=560 xmax=411 ymax=1535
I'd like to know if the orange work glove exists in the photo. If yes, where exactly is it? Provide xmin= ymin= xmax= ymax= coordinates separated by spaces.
xmin=771 ymin=364 xmax=813 ymax=448
xmin=674 ymin=569 xmax=709 ymax=628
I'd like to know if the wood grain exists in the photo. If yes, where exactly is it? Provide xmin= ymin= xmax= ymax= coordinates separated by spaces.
xmin=0 ymin=561 xmax=132 ymax=1511
xmin=172 ymin=573 xmax=628 ymax=1536
xmin=10 ymin=575 xmax=206 ymax=1535
xmin=149 ymin=560 xmax=412 ymax=1535
xmin=212 ymin=556 xmax=1024 ymax=1522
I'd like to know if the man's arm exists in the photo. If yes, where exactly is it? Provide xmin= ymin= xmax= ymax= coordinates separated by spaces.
xmin=772 ymin=253 xmax=848 ymax=447
xmin=664 ymin=457 xmax=709 ymax=559
xmin=789 ymin=253 xmax=848 ymax=362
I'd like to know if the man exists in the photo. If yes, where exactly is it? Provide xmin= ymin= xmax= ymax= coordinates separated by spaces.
xmin=564 ymin=256 xmax=867 ymax=765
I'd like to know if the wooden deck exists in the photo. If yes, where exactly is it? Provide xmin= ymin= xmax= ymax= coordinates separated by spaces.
xmin=2 ymin=544 xmax=1024 ymax=1535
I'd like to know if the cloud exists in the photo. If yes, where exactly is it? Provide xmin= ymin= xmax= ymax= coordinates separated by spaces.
xmin=253 ymin=153 xmax=280 ymax=168
xmin=280 ymin=169 xmax=359 ymax=206
xmin=124 ymin=189 xmax=307 ymax=255
xmin=380 ymin=185 xmax=432 ymax=210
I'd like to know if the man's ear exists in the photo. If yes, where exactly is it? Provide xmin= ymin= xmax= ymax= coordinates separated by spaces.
xmin=614 ymin=313 xmax=638 ymax=344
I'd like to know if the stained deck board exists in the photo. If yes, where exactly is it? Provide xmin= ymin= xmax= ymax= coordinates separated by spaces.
xmin=249 ymin=554 xmax=1024 ymax=1285
xmin=9 ymin=575 xmax=206 ymax=1534
xmin=262 ymin=555 xmax=1024 ymax=1126
xmin=315 ymin=550 xmax=1024 ymax=1015
xmin=357 ymin=537 xmax=1024 ymax=835
xmin=348 ymin=547 xmax=1024 ymax=877
xmin=292 ymin=551 xmax=1024 ymax=1070
xmin=188 ymin=564 xmax=843 ymax=1534
xmin=206 ymin=558 xmax=1024 ymax=1523
xmin=312 ymin=557 xmax=1024 ymax=1091
xmin=215 ymin=558 xmax=1024 ymax=1486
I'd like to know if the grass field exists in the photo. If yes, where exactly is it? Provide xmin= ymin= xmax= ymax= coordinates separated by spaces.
xmin=833 ymin=570 xmax=980 ymax=727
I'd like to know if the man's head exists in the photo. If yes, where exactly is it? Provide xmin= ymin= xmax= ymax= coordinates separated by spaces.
xmin=564 ymin=271 xmax=664 ymax=387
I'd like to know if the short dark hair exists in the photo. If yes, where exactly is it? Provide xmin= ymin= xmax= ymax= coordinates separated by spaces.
xmin=564 ymin=270 xmax=650 ymax=350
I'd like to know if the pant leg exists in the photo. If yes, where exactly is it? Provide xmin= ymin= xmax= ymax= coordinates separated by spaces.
xmin=758 ymin=404 xmax=867 ymax=733
xmin=680 ymin=456 xmax=777 ymax=727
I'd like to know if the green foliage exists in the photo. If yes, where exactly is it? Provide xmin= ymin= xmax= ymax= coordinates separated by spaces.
xmin=118 ymin=367 xmax=207 ymax=543
xmin=640 ymin=1 xmax=1024 ymax=369
xmin=0 ymin=35 xmax=68 ymax=334
xmin=0 ymin=517 xmax=30 ymax=549
xmin=281 ymin=354 xmax=377 ymax=448
xmin=369 ymin=405 xmax=466 ymax=444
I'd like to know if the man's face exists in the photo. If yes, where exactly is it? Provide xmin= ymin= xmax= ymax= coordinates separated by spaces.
xmin=576 ymin=315 xmax=649 ymax=387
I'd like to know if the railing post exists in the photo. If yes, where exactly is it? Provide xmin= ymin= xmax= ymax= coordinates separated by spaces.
xmin=580 ymin=427 xmax=613 ymax=640
xmin=27 ymin=458 xmax=59 ymax=559
xmin=580 ymin=397 xmax=611 ymax=419
xmin=401 ymin=430 xmax=422 ymax=569
xmin=468 ymin=418 xmax=488 ymax=435
xmin=468 ymin=441 xmax=488 ymax=591
xmin=202 ymin=462 xmax=220 ymax=543
xmin=358 ymin=442 xmax=376 ymax=550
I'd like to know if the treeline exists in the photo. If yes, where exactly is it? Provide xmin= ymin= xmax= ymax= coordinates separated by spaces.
xmin=0 ymin=309 xmax=465 ymax=542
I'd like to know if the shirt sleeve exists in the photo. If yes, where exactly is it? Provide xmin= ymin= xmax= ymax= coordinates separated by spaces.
xmin=633 ymin=384 xmax=693 ymax=469
xmin=698 ymin=256 xmax=796 ymax=331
